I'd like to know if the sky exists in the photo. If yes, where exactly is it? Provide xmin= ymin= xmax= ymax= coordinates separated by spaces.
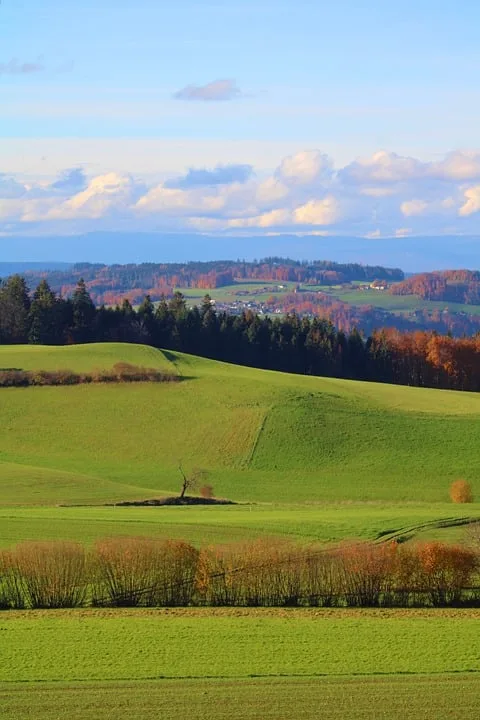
xmin=2 ymin=0 xmax=480 ymax=260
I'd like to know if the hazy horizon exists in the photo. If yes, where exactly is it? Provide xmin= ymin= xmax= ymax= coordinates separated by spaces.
xmin=2 ymin=232 xmax=480 ymax=273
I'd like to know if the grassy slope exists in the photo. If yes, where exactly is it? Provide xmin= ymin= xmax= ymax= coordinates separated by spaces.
xmin=1 ymin=343 xmax=479 ymax=504
xmin=0 ymin=341 xmax=176 ymax=373
xmin=0 ymin=342 xmax=479 ymax=546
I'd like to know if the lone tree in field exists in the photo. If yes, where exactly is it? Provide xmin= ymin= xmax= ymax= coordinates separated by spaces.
xmin=177 ymin=462 xmax=209 ymax=499
xmin=449 ymin=479 xmax=474 ymax=504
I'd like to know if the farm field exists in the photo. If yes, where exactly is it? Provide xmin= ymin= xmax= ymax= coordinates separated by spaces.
xmin=3 ymin=675 xmax=480 ymax=720
xmin=0 ymin=503 xmax=478 ymax=547
xmin=175 ymin=279 xmax=480 ymax=317
xmin=1 ymin=608 xmax=479 ymax=719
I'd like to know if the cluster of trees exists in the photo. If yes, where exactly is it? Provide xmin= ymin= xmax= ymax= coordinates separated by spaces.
xmin=1 ymin=536 xmax=478 ymax=610
xmin=1 ymin=274 xmax=479 ymax=391
xmin=391 ymin=270 xmax=480 ymax=304
xmin=22 ymin=259 xmax=404 ymax=306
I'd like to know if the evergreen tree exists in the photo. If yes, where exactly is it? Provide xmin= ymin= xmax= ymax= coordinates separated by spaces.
xmin=168 ymin=291 xmax=187 ymax=319
xmin=28 ymin=280 xmax=58 ymax=344
xmin=137 ymin=294 xmax=156 ymax=340
xmin=0 ymin=274 xmax=31 ymax=343
xmin=71 ymin=279 xmax=95 ymax=342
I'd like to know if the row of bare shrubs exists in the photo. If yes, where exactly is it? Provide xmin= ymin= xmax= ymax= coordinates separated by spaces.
xmin=0 ymin=537 xmax=479 ymax=610
xmin=0 ymin=362 xmax=179 ymax=387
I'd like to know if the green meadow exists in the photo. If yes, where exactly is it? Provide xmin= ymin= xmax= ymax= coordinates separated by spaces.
xmin=2 ymin=609 xmax=479 ymax=719
xmin=1 ymin=342 xmax=479 ymax=509
xmin=1 ymin=342 xmax=479 ymax=718
xmin=3 ymin=675 xmax=479 ymax=720
xmin=1 ymin=342 xmax=479 ymax=544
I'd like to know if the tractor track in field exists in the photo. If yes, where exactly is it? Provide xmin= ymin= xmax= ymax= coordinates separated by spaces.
xmin=374 ymin=515 xmax=480 ymax=544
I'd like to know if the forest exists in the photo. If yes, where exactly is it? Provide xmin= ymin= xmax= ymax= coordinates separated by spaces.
xmin=22 ymin=258 xmax=405 ymax=305
xmin=390 ymin=270 xmax=480 ymax=304
xmin=0 ymin=274 xmax=479 ymax=392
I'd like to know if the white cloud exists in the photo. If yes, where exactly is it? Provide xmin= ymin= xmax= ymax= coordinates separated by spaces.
xmin=293 ymin=196 xmax=340 ymax=225
xmin=459 ymin=185 xmax=480 ymax=217
xmin=35 ymin=173 xmax=139 ymax=221
xmin=1 ymin=147 xmax=480 ymax=237
xmin=360 ymin=187 xmax=397 ymax=197
xmin=401 ymin=199 xmax=428 ymax=217
xmin=256 ymin=177 xmax=289 ymax=205
xmin=429 ymin=151 xmax=480 ymax=181
xmin=277 ymin=150 xmax=332 ymax=185
xmin=341 ymin=151 xmax=424 ymax=184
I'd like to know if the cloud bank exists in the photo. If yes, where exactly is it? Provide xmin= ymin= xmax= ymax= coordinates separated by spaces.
xmin=1 ymin=149 xmax=480 ymax=237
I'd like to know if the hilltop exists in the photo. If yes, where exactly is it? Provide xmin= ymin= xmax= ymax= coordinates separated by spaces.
xmin=0 ymin=342 xmax=479 ymax=510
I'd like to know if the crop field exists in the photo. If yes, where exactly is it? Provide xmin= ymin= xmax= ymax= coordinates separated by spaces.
xmin=1 ymin=608 xmax=479 ymax=719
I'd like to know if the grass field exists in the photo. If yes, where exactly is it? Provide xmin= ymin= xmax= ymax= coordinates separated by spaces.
xmin=0 ymin=503 xmax=478 ymax=547
xmin=176 ymin=279 xmax=480 ymax=318
xmin=4 ymin=676 xmax=480 ymax=720
xmin=1 ymin=342 xmax=479 ymax=509
xmin=1 ymin=342 xmax=479 ymax=718
xmin=1 ymin=608 xmax=479 ymax=719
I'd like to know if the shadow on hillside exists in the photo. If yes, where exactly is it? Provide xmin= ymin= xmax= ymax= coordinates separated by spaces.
xmin=103 ymin=496 xmax=237 ymax=507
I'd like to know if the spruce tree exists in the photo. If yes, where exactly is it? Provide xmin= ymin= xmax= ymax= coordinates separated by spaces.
xmin=71 ymin=279 xmax=95 ymax=342
xmin=0 ymin=274 xmax=31 ymax=343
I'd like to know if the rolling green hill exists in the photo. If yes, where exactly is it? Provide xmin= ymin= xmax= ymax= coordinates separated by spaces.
xmin=0 ymin=342 xmax=479 ymax=547
xmin=0 ymin=342 xmax=479 ymax=507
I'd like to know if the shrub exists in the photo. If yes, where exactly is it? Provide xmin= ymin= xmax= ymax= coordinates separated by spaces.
xmin=197 ymin=539 xmax=307 ymax=607
xmin=0 ymin=364 xmax=179 ymax=388
xmin=9 ymin=541 xmax=88 ymax=608
xmin=450 ymin=479 xmax=474 ymax=504
xmin=337 ymin=541 xmax=398 ymax=607
xmin=415 ymin=542 xmax=478 ymax=606
xmin=93 ymin=537 xmax=198 ymax=607
xmin=199 ymin=484 xmax=214 ymax=499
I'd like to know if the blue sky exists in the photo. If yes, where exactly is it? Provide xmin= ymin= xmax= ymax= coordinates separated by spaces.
xmin=1 ymin=0 xmax=480 ymax=251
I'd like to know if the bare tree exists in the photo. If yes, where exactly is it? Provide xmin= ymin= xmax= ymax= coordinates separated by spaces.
xmin=178 ymin=462 xmax=209 ymax=499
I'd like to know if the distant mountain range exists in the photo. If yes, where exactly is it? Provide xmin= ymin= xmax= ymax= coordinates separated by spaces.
xmin=0 ymin=262 xmax=72 ymax=275
xmin=1 ymin=233 xmax=479 ymax=272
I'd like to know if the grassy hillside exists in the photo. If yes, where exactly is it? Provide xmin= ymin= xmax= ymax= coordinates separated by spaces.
xmin=0 ymin=342 xmax=479 ymax=510
xmin=0 ymin=342 xmax=176 ymax=374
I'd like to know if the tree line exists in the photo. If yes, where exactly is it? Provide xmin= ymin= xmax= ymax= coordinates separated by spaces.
xmin=0 ymin=274 xmax=479 ymax=392
xmin=1 ymin=536 xmax=478 ymax=609
xmin=390 ymin=269 xmax=480 ymax=304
